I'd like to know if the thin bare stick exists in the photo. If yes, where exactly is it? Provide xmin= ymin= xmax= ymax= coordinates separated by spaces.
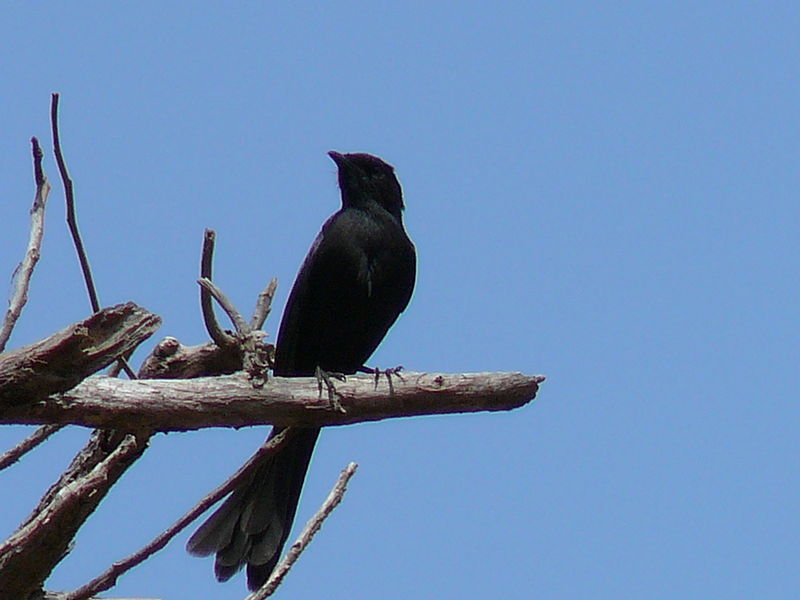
xmin=0 ymin=137 xmax=50 ymax=353
xmin=51 ymin=93 xmax=99 ymax=313
xmin=251 ymin=277 xmax=278 ymax=330
xmin=197 ymin=277 xmax=249 ymax=335
xmin=248 ymin=462 xmax=359 ymax=600
xmin=199 ymin=229 xmax=236 ymax=348
xmin=63 ymin=429 xmax=294 ymax=600
xmin=50 ymin=93 xmax=136 ymax=379
xmin=0 ymin=424 xmax=63 ymax=471
xmin=45 ymin=595 xmax=161 ymax=600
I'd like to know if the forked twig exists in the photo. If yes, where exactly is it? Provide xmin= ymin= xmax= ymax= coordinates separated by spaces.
xmin=197 ymin=277 xmax=249 ymax=335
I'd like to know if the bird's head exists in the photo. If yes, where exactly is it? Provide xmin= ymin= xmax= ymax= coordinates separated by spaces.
xmin=328 ymin=151 xmax=404 ymax=219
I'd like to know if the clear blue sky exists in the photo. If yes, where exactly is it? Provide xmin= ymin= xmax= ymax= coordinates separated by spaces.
xmin=2 ymin=3 xmax=798 ymax=598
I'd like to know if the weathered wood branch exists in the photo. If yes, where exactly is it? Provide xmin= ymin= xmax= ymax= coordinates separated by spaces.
xmin=250 ymin=462 xmax=359 ymax=600
xmin=42 ymin=596 xmax=161 ymax=600
xmin=0 ymin=424 xmax=63 ymax=471
xmin=0 ymin=302 xmax=159 ymax=596
xmin=62 ymin=430 xmax=293 ymax=600
xmin=0 ymin=432 xmax=149 ymax=599
xmin=0 ymin=303 xmax=161 ymax=406
xmin=0 ymin=371 xmax=544 ymax=431
xmin=0 ymin=137 xmax=50 ymax=353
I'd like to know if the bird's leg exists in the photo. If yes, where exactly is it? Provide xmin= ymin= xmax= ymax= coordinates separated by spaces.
xmin=359 ymin=365 xmax=404 ymax=395
xmin=315 ymin=366 xmax=347 ymax=413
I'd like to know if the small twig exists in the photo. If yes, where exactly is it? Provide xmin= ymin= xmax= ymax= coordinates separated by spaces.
xmin=106 ymin=347 xmax=136 ymax=378
xmin=199 ymin=229 xmax=236 ymax=348
xmin=0 ymin=137 xmax=50 ymax=353
xmin=197 ymin=278 xmax=249 ymax=335
xmin=45 ymin=595 xmax=161 ymax=600
xmin=51 ymin=93 xmax=100 ymax=313
xmin=0 ymin=424 xmax=63 ymax=471
xmin=50 ymin=93 xmax=136 ymax=379
xmin=248 ymin=462 xmax=359 ymax=600
xmin=251 ymin=277 xmax=278 ymax=330
xmin=63 ymin=429 xmax=295 ymax=600
xmin=45 ymin=594 xmax=161 ymax=600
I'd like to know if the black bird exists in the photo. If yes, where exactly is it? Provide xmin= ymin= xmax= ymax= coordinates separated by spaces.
xmin=187 ymin=151 xmax=416 ymax=590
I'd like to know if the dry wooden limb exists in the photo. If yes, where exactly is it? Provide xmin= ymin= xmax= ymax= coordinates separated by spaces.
xmin=42 ymin=595 xmax=161 ymax=600
xmin=51 ymin=93 xmax=98 ymax=313
xmin=62 ymin=430 xmax=294 ymax=600
xmin=50 ymin=93 xmax=136 ymax=379
xmin=0 ymin=424 xmax=63 ymax=471
xmin=0 ymin=302 xmax=161 ymax=406
xmin=198 ymin=229 xmax=236 ymax=348
xmin=0 ymin=137 xmax=51 ymax=353
xmin=137 ymin=337 xmax=245 ymax=379
xmin=250 ymin=277 xmax=278 ymax=330
xmin=0 ymin=433 xmax=149 ymax=599
xmin=249 ymin=462 xmax=359 ymax=600
xmin=1 ymin=371 xmax=545 ymax=431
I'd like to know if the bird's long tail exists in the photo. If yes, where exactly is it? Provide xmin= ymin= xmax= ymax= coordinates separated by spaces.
xmin=186 ymin=427 xmax=320 ymax=590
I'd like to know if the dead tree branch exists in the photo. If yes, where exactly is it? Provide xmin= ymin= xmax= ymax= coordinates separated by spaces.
xmin=0 ymin=302 xmax=161 ymax=406
xmin=0 ymin=137 xmax=51 ymax=353
xmin=63 ymin=430 xmax=294 ymax=600
xmin=197 ymin=277 xmax=249 ymax=336
xmin=250 ymin=277 xmax=278 ymax=330
xmin=51 ymin=93 xmax=98 ymax=313
xmin=0 ymin=424 xmax=63 ymax=471
xmin=249 ymin=462 xmax=359 ymax=600
xmin=0 ymin=433 xmax=149 ymax=599
xmin=199 ymin=229 xmax=236 ymax=348
xmin=50 ymin=93 xmax=136 ymax=380
xmin=0 ymin=371 xmax=544 ymax=430
xmin=137 ymin=337 xmax=244 ymax=379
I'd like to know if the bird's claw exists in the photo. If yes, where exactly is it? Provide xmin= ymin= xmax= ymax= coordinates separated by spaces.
xmin=315 ymin=366 xmax=347 ymax=413
xmin=360 ymin=365 xmax=404 ymax=395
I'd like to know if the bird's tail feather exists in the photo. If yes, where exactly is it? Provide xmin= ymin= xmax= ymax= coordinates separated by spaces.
xmin=186 ymin=427 xmax=321 ymax=590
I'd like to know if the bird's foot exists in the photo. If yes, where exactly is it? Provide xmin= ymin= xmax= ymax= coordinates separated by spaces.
xmin=359 ymin=365 xmax=404 ymax=395
xmin=315 ymin=366 xmax=347 ymax=413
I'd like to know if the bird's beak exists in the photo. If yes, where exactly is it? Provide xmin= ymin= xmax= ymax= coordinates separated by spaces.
xmin=328 ymin=150 xmax=346 ymax=167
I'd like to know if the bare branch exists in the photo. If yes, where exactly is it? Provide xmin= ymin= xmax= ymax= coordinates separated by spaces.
xmin=249 ymin=462 xmax=359 ymax=599
xmin=0 ymin=424 xmax=63 ymax=471
xmin=50 ymin=93 xmax=136 ymax=380
xmin=137 ymin=338 xmax=245 ymax=379
xmin=199 ymin=229 xmax=236 ymax=348
xmin=63 ymin=430 xmax=294 ymax=600
xmin=0 ymin=433 xmax=148 ymax=598
xmin=1 ymin=371 xmax=545 ymax=430
xmin=0 ymin=302 xmax=161 ymax=406
xmin=44 ymin=594 xmax=162 ymax=600
xmin=197 ymin=277 xmax=249 ymax=335
xmin=251 ymin=277 xmax=278 ymax=330
xmin=0 ymin=137 xmax=51 ymax=352
xmin=50 ymin=93 xmax=99 ymax=313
